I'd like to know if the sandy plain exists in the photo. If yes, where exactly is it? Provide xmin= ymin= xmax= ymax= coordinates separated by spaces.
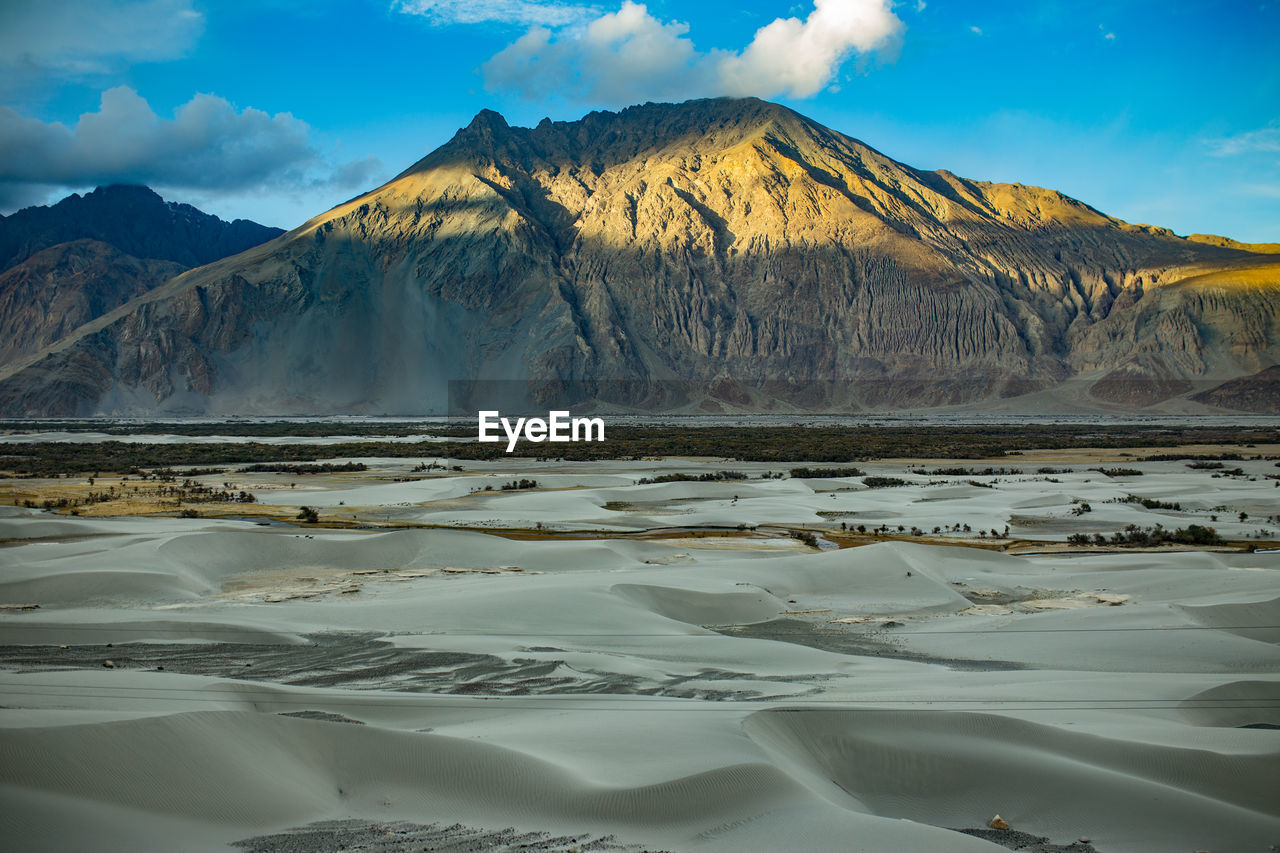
xmin=1 ymin=443 xmax=1278 ymax=852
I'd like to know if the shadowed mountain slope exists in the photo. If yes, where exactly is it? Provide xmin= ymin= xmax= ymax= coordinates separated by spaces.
xmin=0 ymin=186 xmax=285 ymax=370
xmin=0 ymin=240 xmax=186 ymax=365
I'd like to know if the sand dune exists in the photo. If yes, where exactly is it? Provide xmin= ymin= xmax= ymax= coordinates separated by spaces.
xmin=745 ymin=708 xmax=1280 ymax=851
xmin=2 ymin=456 xmax=1279 ymax=851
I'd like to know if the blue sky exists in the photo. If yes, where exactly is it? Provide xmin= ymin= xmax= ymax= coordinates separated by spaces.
xmin=1 ymin=0 xmax=1277 ymax=242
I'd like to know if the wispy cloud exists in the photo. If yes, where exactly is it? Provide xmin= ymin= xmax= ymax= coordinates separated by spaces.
xmin=480 ymin=0 xmax=903 ymax=105
xmin=0 ymin=87 xmax=378 ymax=210
xmin=1235 ymin=182 xmax=1280 ymax=199
xmin=1207 ymin=124 xmax=1280 ymax=157
xmin=394 ymin=0 xmax=600 ymax=28
xmin=0 ymin=0 xmax=203 ymax=78
xmin=969 ymin=25 xmax=983 ymax=35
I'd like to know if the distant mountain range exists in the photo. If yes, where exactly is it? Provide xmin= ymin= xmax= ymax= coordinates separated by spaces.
xmin=0 ymin=99 xmax=1276 ymax=415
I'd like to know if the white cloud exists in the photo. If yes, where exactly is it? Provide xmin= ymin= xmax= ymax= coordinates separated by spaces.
xmin=0 ymin=87 xmax=379 ymax=210
xmin=484 ymin=3 xmax=709 ymax=103
xmin=717 ymin=0 xmax=903 ymax=98
xmin=0 ymin=0 xmax=203 ymax=77
xmin=395 ymin=0 xmax=599 ymax=27
xmin=969 ymin=25 xmax=983 ymax=35
xmin=482 ymin=0 xmax=903 ymax=104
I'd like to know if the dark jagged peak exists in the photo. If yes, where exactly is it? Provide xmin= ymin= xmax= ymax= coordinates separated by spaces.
xmin=457 ymin=108 xmax=512 ymax=144
xmin=77 ymin=184 xmax=164 ymax=206
xmin=468 ymin=108 xmax=510 ymax=130
xmin=0 ymin=185 xmax=284 ymax=272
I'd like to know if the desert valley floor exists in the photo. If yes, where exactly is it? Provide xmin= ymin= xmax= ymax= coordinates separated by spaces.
xmin=1 ymin=425 xmax=1278 ymax=852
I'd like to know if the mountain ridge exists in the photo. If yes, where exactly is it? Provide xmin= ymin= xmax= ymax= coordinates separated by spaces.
xmin=0 ymin=98 xmax=1275 ymax=415
xmin=0 ymin=185 xmax=284 ymax=272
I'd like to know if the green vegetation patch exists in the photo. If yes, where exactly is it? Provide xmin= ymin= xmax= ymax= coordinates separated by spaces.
xmin=1067 ymin=524 xmax=1224 ymax=547
xmin=0 ymin=424 xmax=1275 ymax=477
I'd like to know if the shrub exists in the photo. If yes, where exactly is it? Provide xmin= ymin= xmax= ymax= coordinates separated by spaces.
xmin=790 ymin=466 xmax=865 ymax=478
xmin=863 ymin=476 xmax=909 ymax=488
xmin=638 ymin=471 xmax=747 ymax=484
xmin=501 ymin=479 xmax=539 ymax=490
xmin=1118 ymin=495 xmax=1181 ymax=510
xmin=790 ymin=530 xmax=819 ymax=548
xmin=241 ymin=462 xmax=367 ymax=475
xmin=913 ymin=466 xmax=1022 ymax=476
xmin=1067 ymin=524 xmax=1224 ymax=547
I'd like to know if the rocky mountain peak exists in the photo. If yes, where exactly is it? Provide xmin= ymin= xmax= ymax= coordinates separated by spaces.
xmin=404 ymin=97 xmax=812 ymax=180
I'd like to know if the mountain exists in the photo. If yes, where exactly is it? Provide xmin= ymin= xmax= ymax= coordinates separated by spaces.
xmin=0 ymin=99 xmax=1276 ymax=416
xmin=1191 ymin=365 xmax=1280 ymax=414
xmin=0 ymin=185 xmax=283 ymax=272
xmin=0 ymin=186 xmax=284 ymax=367
xmin=0 ymin=240 xmax=186 ymax=365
